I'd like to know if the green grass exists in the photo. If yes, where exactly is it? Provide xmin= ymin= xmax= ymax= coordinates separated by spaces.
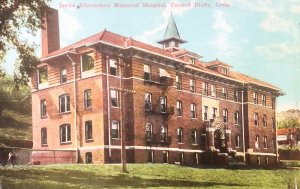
xmin=0 ymin=164 xmax=299 ymax=188
xmin=0 ymin=109 xmax=31 ymax=141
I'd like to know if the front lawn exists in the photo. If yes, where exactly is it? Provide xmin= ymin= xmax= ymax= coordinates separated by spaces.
xmin=0 ymin=164 xmax=299 ymax=188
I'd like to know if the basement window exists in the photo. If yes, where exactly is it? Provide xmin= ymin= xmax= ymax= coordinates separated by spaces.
xmin=85 ymin=152 xmax=93 ymax=164
xmin=81 ymin=52 xmax=95 ymax=78
xmin=38 ymin=66 xmax=48 ymax=89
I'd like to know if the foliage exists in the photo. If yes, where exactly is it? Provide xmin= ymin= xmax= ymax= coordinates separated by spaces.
xmin=0 ymin=0 xmax=50 ymax=87
xmin=278 ymin=117 xmax=300 ymax=129
xmin=0 ymin=164 xmax=299 ymax=188
xmin=0 ymin=76 xmax=31 ymax=118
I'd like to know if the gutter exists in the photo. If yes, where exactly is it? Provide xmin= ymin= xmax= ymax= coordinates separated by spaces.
xmin=241 ymin=84 xmax=246 ymax=162
xmin=41 ymin=51 xmax=76 ymax=61
xmin=106 ymin=56 xmax=112 ymax=160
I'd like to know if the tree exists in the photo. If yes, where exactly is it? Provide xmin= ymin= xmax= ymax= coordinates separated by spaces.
xmin=0 ymin=0 xmax=50 ymax=87
xmin=278 ymin=117 xmax=300 ymax=129
xmin=0 ymin=75 xmax=31 ymax=123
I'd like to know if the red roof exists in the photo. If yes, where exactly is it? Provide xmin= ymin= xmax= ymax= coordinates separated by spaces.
xmin=277 ymin=128 xmax=300 ymax=135
xmin=42 ymin=30 xmax=281 ymax=91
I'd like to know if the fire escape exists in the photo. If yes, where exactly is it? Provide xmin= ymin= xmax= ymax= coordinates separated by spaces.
xmin=144 ymin=68 xmax=174 ymax=146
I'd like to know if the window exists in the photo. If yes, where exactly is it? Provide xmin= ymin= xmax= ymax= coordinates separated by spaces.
xmin=59 ymin=94 xmax=70 ymax=113
xmin=272 ymin=98 xmax=275 ymax=110
xmin=262 ymin=94 xmax=266 ymax=106
xmin=110 ymin=90 xmax=119 ymax=107
xmin=190 ymin=103 xmax=196 ymax=118
xmin=203 ymin=106 xmax=208 ymax=121
xmin=254 ymin=113 xmax=259 ymax=126
xmin=177 ymin=128 xmax=183 ymax=143
xmin=211 ymin=84 xmax=216 ymax=97
xmin=191 ymin=130 xmax=197 ymax=144
xmin=262 ymin=114 xmax=267 ymax=127
xmin=190 ymin=79 xmax=195 ymax=93
xmin=212 ymin=107 xmax=217 ymax=119
xmin=223 ymin=109 xmax=228 ymax=123
xmin=222 ymin=87 xmax=227 ymax=99
xmin=179 ymin=152 xmax=184 ymax=164
xmin=144 ymin=93 xmax=152 ymax=111
xmin=165 ymin=42 xmax=169 ymax=48
xmin=257 ymin=156 xmax=261 ymax=165
xmin=85 ymin=121 xmax=93 ymax=141
xmin=85 ymin=152 xmax=93 ymax=164
xmin=84 ymin=89 xmax=92 ymax=109
xmin=263 ymin=136 xmax=268 ymax=148
xmin=193 ymin=153 xmax=199 ymax=165
xmin=255 ymin=135 xmax=259 ymax=148
xmin=234 ymin=111 xmax=239 ymax=125
xmin=111 ymin=120 xmax=120 ymax=139
xmin=234 ymin=90 xmax=239 ymax=102
xmin=147 ymin=150 xmax=154 ymax=163
xmin=145 ymin=123 xmax=153 ymax=141
xmin=176 ymin=100 xmax=182 ymax=116
xmin=175 ymin=42 xmax=179 ymax=47
xmin=81 ymin=52 xmax=94 ymax=72
xmin=272 ymin=117 xmax=275 ymax=130
xmin=60 ymin=68 xmax=67 ymax=84
xmin=189 ymin=58 xmax=195 ymax=65
xmin=40 ymin=99 xmax=47 ymax=118
xmin=222 ymin=68 xmax=228 ymax=74
xmin=144 ymin=64 xmax=150 ymax=80
xmin=176 ymin=75 xmax=182 ymax=90
xmin=235 ymin=134 xmax=240 ymax=147
xmin=109 ymin=58 xmax=118 ymax=76
xmin=161 ymin=125 xmax=168 ymax=142
xmin=160 ymin=96 xmax=167 ymax=113
xmin=163 ymin=151 xmax=168 ymax=163
xmin=253 ymin=92 xmax=258 ymax=104
xmin=202 ymin=82 xmax=208 ymax=96
xmin=41 ymin=128 xmax=47 ymax=145
xmin=38 ymin=66 xmax=48 ymax=84
xmin=60 ymin=124 xmax=71 ymax=143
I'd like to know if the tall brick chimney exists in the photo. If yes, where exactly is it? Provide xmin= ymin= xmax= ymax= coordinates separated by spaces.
xmin=41 ymin=7 xmax=60 ymax=57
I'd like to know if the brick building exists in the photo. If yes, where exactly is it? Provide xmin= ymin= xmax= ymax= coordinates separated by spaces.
xmin=31 ymin=8 xmax=283 ymax=166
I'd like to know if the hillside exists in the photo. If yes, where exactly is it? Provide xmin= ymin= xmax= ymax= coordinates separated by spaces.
xmin=0 ymin=109 xmax=32 ymax=148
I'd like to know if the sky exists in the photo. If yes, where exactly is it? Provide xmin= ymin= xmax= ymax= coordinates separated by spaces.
xmin=3 ymin=0 xmax=300 ymax=112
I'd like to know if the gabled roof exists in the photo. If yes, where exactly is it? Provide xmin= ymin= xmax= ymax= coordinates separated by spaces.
xmin=171 ymin=49 xmax=202 ymax=58
xmin=204 ymin=59 xmax=232 ymax=68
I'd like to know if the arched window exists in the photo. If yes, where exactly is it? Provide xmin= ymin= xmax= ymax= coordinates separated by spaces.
xmin=41 ymin=128 xmax=47 ymax=146
xmin=255 ymin=135 xmax=259 ymax=148
xmin=191 ymin=130 xmax=197 ymax=144
xmin=263 ymin=136 xmax=268 ymax=148
xmin=177 ymin=128 xmax=183 ymax=143
xmin=161 ymin=125 xmax=168 ymax=142
xmin=145 ymin=123 xmax=153 ymax=141
xmin=235 ymin=135 xmax=240 ymax=147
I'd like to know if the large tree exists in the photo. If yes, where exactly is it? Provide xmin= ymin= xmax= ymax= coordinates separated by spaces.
xmin=0 ymin=0 xmax=50 ymax=87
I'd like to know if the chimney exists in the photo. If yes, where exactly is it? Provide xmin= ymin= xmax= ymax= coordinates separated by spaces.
xmin=41 ymin=7 xmax=60 ymax=57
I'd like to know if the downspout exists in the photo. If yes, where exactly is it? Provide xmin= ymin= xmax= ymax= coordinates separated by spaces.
xmin=241 ymin=84 xmax=246 ymax=162
xmin=67 ymin=54 xmax=79 ymax=163
xmin=275 ymin=99 xmax=279 ymax=164
xmin=106 ymin=56 xmax=112 ymax=159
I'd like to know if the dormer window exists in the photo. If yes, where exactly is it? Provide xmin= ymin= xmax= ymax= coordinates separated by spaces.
xmin=222 ymin=68 xmax=228 ymax=74
xmin=189 ymin=58 xmax=195 ymax=65
xmin=175 ymin=42 xmax=179 ymax=47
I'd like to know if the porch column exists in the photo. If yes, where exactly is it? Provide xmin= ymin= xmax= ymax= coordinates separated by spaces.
xmin=206 ymin=127 xmax=215 ymax=150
